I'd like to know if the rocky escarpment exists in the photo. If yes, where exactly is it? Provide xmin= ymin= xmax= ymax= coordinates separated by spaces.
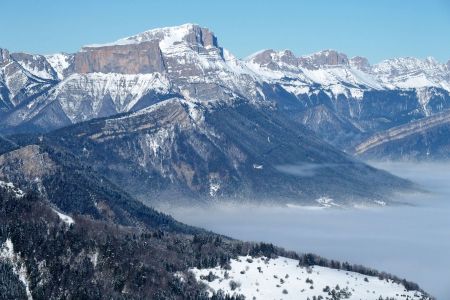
xmin=349 ymin=56 xmax=371 ymax=71
xmin=74 ymin=41 xmax=166 ymax=74
xmin=299 ymin=49 xmax=350 ymax=69
xmin=247 ymin=49 xmax=351 ymax=71
xmin=354 ymin=109 xmax=450 ymax=160
xmin=73 ymin=24 xmax=222 ymax=75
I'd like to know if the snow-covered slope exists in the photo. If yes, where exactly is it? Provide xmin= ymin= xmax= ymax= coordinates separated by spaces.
xmin=51 ymin=208 xmax=75 ymax=226
xmin=42 ymin=72 xmax=171 ymax=122
xmin=85 ymin=23 xmax=214 ymax=49
xmin=44 ymin=53 xmax=73 ymax=80
xmin=0 ymin=48 xmax=56 ymax=111
xmin=2 ymin=72 xmax=172 ymax=128
xmin=10 ymin=52 xmax=59 ymax=81
xmin=192 ymin=255 xmax=429 ymax=300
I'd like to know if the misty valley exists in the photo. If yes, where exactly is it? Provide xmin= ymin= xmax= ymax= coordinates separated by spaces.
xmin=165 ymin=161 xmax=450 ymax=299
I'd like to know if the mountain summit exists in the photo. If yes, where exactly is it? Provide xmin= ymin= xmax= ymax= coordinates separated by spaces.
xmin=85 ymin=23 xmax=219 ymax=49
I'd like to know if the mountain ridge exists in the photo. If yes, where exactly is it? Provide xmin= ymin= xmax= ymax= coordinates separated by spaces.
xmin=2 ymin=24 xmax=449 ymax=150
xmin=0 ymin=23 xmax=443 ymax=203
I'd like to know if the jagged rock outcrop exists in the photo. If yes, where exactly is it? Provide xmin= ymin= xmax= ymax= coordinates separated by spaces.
xmin=349 ymin=56 xmax=371 ymax=71
xmin=248 ymin=49 xmax=299 ymax=71
xmin=299 ymin=50 xmax=349 ymax=69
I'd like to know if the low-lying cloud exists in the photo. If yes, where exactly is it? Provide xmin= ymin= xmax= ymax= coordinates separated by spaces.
xmin=163 ymin=161 xmax=450 ymax=299
xmin=275 ymin=163 xmax=340 ymax=177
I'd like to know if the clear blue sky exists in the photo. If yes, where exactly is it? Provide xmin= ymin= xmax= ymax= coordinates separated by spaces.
xmin=1 ymin=0 xmax=449 ymax=63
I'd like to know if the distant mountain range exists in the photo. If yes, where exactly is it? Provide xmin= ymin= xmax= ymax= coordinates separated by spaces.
xmin=3 ymin=23 xmax=448 ymax=204
xmin=1 ymin=23 xmax=449 ymax=160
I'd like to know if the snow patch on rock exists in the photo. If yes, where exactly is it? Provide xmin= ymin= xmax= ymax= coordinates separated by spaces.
xmin=0 ymin=180 xmax=25 ymax=198
xmin=45 ymin=53 xmax=71 ymax=80
xmin=51 ymin=208 xmax=75 ymax=226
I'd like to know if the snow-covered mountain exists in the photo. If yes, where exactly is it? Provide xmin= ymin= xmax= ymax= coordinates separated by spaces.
xmin=246 ymin=49 xmax=450 ymax=96
xmin=0 ymin=24 xmax=268 ymax=133
xmin=372 ymin=56 xmax=450 ymax=91
xmin=245 ymin=48 xmax=450 ymax=150
xmin=1 ymin=23 xmax=449 ymax=155
xmin=44 ymin=53 xmax=73 ymax=80
xmin=0 ymin=24 xmax=424 ymax=205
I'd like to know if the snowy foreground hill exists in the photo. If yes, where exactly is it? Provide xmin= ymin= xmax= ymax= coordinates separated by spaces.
xmin=191 ymin=256 xmax=429 ymax=300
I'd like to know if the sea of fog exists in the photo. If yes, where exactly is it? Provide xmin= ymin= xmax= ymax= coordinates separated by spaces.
xmin=164 ymin=162 xmax=450 ymax=299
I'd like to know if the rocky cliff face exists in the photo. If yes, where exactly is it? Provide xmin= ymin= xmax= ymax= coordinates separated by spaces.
xmin=74 ymin=41 xmax=166 ymax=74
xmin=76 ymin=24 xmax=224 ymax=76
xmin=247 ymin=49 xmax=351 ymax=71
xmin=248 ymin=49 xmax=299 ymax=71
